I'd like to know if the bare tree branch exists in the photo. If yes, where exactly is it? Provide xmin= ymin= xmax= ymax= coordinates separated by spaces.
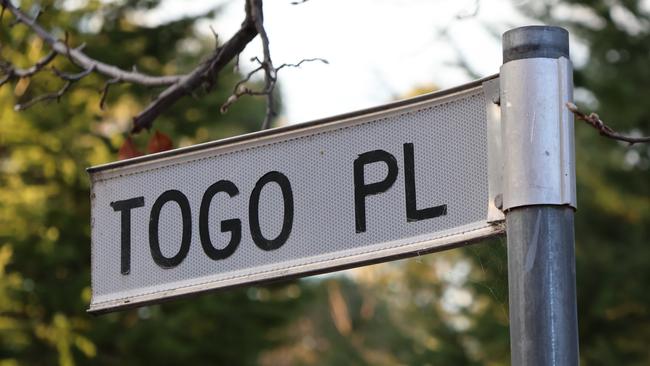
xmin=0 ymin=50 xmax=56 ymax=85
xmin=220 ymin=57 xmax=327 ymax=115
xmin=229 ymin=6 xmax=328 ymax=129
xmin=275 ymin=57 xmax=328 ymax=72
xmin=51 ymin=65 xmax=95 ymax=81
xmin=131 ymin=0 xmax=261 ymax=132
xmin=220 ymin=64 xmax=264 ymax=113
xmin=3 ymin=0 xmax=321 ymax=133
xmin=567 ymin=103 xmax=650 ymax=145
xmin=1 ymin=1 xmax=181 ymax=87
xmin=14 ymin=81 xmax=72 ymax=111
xmin=13 ymin=65 xmax=94 ymax=110
xmin=1 ymin=0 xmax=259 ymax=132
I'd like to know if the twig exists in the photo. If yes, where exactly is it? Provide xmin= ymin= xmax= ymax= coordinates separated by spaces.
xmin=209 ymin=25 xmax=219 ymax=46
xmin=220 ymin=65 xmax=264 ymax=112
xmin=275 ymin=57 xmax=328 ymax=71
xmin=13 ymin=65 xmax=94 ymax=111
xmin=14 ymin=81 xmax=72 ymax=111
xmin=0 ymin=50 xmax=57 ymax=86
xmin=51 ymin=65 xmax=95 ymax=81
xmin=221 ymin=57 xmax=327 ymax=114
xmin=235 ymin=5 xmax=328 ymax=129
xmin=567 ymin=103 xmax=650 ymax=145
xmin=100 ymin=77 xmax=121 ymax=110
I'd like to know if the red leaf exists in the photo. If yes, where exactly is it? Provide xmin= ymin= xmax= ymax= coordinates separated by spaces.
xmin=117 ymin=137 xmax=143 ymax=160
xmin=147 ymin=130 xmax=173 ymax=154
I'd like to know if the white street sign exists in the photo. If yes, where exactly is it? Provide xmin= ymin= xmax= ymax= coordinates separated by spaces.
xmin=88 ymin=77 xmax=504 ymax=313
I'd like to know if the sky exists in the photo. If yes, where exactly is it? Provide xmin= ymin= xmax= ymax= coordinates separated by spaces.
xmin=138 ymin=0 xmax=534 ymax=125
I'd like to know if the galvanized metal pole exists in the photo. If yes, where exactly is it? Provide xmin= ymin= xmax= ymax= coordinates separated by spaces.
xmin=501 ymin=26 xmax=580 ymax=365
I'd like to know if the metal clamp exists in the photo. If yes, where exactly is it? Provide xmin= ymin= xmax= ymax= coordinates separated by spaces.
xmin=500 ymin=56 xmax=576 ymax=211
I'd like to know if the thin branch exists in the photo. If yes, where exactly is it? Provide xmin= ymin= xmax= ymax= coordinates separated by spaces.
xmin=567 ymin=103 xmax=650 ymax=145
xmin=51 ymin=65 xmax=95 ymax=81
xmin=100 ymin=77 xmax=121 ymax=110
xmin=14 ymin=81 xmax=71 ymax=111
xmin=2 ymin=1 xmax=181 ymax=86
xmin=0 ymin=50 xmax=56 ymax=81
xmin=220 ymin=65 xmax=264 ymax=112
xmin=221 ymin=57 xmax=327 ymax=114
xmin=0 ymin=50 xmax=57 ymax=88
xmin=21 ymin=50 xmax=57 ymax=75
xmin=209 ymin=25 xmax=219 ymax=46
xmin=250 ymin=0 xmax=276 ymax=129
xmin=13 ymin=65 xmax=94 ymax=111
xmin=275 ymin=57 xmax=328 ymax=72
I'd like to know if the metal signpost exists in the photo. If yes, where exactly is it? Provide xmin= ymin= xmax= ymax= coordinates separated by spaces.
xmin=501 ymin=26 xmax=579 ymax=364
xmin=87 ymin=25 xmax=579 ymax=365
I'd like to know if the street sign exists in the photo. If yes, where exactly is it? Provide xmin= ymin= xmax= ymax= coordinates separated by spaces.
xmin=87 ymin=76 xmax=505 ymax=313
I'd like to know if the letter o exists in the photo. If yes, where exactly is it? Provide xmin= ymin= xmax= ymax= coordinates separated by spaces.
xmin=149 ymin=190 xmax=192 ymax=268
xmin=249 ymin=171 xmax=294 ymax=251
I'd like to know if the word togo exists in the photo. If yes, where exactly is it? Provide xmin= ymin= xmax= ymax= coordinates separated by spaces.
xmin=111 ymin=143 xmax=447 ymax=275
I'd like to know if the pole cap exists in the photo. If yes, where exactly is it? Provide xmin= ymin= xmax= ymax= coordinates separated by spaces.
xmin=502 ymin=26 xmax=569 ymax=63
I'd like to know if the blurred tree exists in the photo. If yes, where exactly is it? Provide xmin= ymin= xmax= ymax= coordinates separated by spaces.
xmin=261 ymin=246 xmax=510 ymax=366
xmin=0 ymin=1 xmax=306 ymax=365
